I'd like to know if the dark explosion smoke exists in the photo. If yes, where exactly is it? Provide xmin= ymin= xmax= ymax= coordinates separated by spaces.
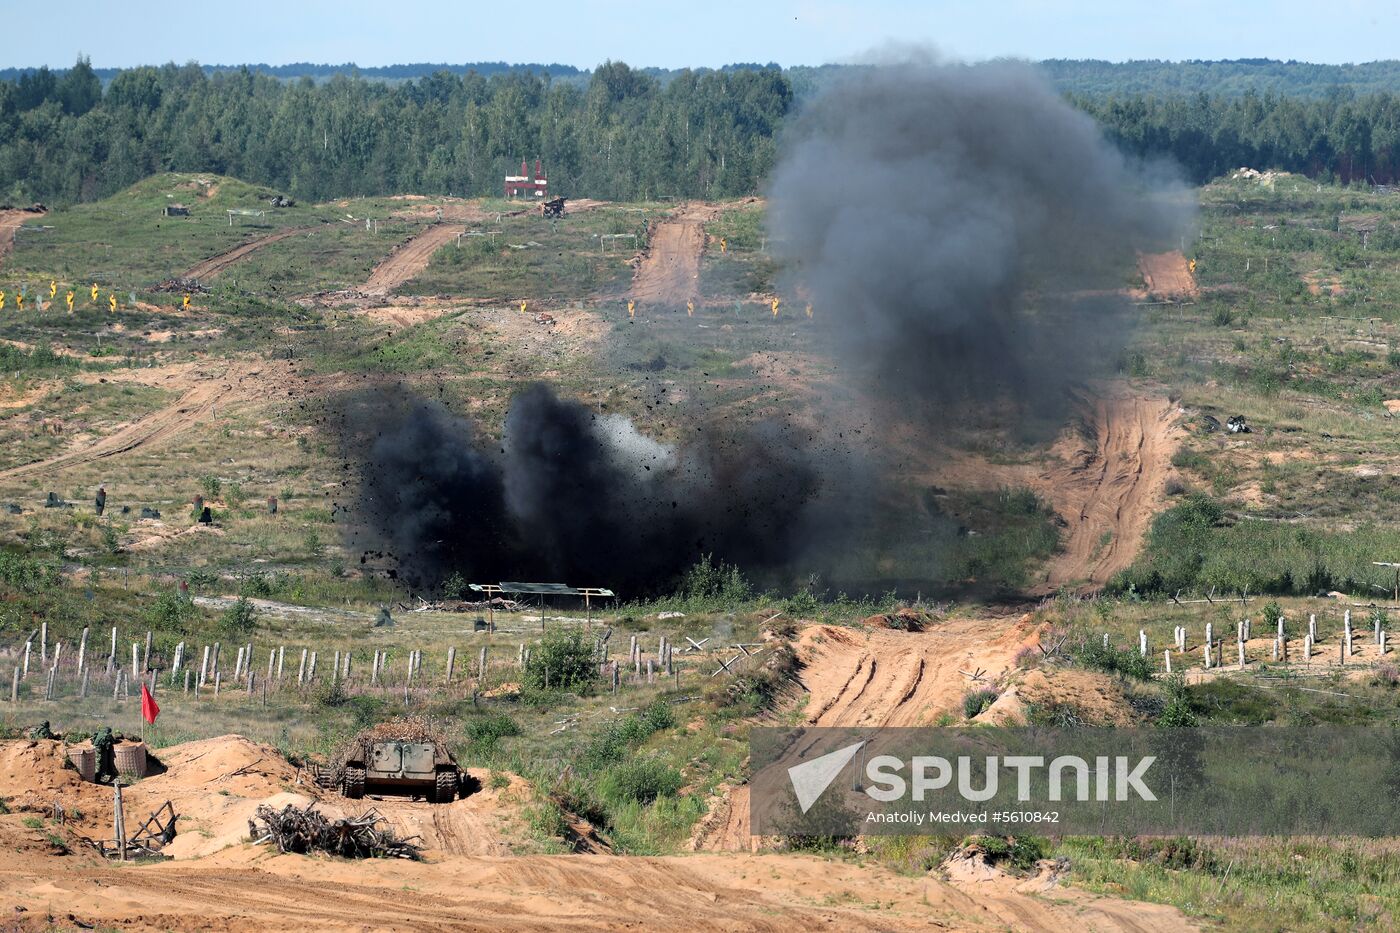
xmin=344 ymin=383 xmax=846 ymax=593
xmin=768 ymin=59 xmax=1191 ymax=437
xmin=343 ymin=59 xmax=1190 ymax=594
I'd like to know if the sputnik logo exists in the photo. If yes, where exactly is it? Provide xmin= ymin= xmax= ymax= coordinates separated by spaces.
xmin=788 ymin=741 xmax=865 ymax=813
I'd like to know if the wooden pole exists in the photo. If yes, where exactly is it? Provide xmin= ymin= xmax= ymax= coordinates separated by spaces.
xmin=113 ymin=781 xmax=126 ymax=862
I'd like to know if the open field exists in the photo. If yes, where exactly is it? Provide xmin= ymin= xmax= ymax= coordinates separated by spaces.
xmin=6 ymin=165 xmax=1400 ymax=930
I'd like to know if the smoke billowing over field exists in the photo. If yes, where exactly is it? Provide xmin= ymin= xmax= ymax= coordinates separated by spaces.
xmin=342 ymin=384 xmax=856 ymax=593
xmin=769 ymin=59 xmax=1193 ymax=438
xmin=344 ymin=60 xmax=1192 ymax=594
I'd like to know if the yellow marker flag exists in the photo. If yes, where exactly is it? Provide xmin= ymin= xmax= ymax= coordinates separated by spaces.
xmin=720 ymin=237 xmax=727 ymax=254
xmin=771 ymin=297 xmax=780 ymax=317
xmin=1189 ymin=258 xmax=1197 ymax=273
xmin=183 ymin=294 xmax=191 ymax=309
xmin=0 ymin=291 xmax=5 ymax=310
xmin=805 ymin=303 xmax=813 ymax=319
xmin=16 ymin=293 xmax=23 ymax=311
xmin=686 ymin=300 xmax=694 ymax=317
xmin=48 ymin=280 xmax=56 ymax=298
xmin=519 ymin=300 xmax=527 ymax=314
xmin=108 ymin=294 xmax=117 ymax=312
xmin=627 ymin=300 xmax=635 ymax=319
xmin=66 ymin=291 xmax=74 ymax=312
xmin=91 ymin=284 xmax=98 ymax=302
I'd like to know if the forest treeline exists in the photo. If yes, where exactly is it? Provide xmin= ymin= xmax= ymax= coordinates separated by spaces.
xmin=0 ymin=60 xmax=789 ymax=205
xmin=4 ymin=57 xmax=1400 ymax=206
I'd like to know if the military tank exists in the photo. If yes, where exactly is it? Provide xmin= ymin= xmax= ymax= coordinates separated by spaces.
xmin=333 ymin=718 xmax=461 ymax=804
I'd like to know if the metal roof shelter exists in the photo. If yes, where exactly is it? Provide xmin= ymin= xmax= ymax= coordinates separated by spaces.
xmin=470 ymin=582 xmax=615 ymax=630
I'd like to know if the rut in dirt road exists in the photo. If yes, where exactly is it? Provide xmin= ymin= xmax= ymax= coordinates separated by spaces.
xmin=362 ymin=223 xmax=465 ymax=294
xmin=183 ymin=226 xmax=318 ymax=280
xmin=630 ymin=205 xmax=717 ymax=306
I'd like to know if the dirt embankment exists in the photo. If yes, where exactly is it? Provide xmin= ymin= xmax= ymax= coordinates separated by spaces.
xmin=362 ymin=223 xmax=466 ymax=294
xmin=629 ymin=205 xmax=718 ymax=305
xmin=1137 ymin=250 xmax=1198 ymax=300
xmin=799 ymin=614 xmax=1041 ymax=727
xmin=2 ymin=727 xmax=1197 ymax=931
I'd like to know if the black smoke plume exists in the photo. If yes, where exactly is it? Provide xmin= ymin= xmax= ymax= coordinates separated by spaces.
xmin=768 ymin=58 xmax=1192 ymax=438
xmin=342 ymin=383 xmax=851 ymax=594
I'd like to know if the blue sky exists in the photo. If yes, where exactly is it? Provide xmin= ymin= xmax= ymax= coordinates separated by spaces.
xmin=4 ymin=0 xmax=1398 ymax=69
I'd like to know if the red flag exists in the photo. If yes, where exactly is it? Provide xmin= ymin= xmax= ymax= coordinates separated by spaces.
xmin=140 ymin=683 xmax=160 ymax=725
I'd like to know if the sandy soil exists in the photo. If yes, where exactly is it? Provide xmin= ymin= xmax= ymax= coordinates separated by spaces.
xmin=184 ymin=227 xmax=318 ymax=280
xmin=799 ymin=614 xmax=1041 ymax=727
xmin=936 ymin=391 xmax=1182 ymax=591
xmin=1137 ymin=251 xmax=1198 ymax=300
xmin=363 ymin=223 xmax=466 ymax=294
xmin=629 ymin=205 xmax=718 ymax=306
xmin=0 ymin=360 xmax=302 ymax=481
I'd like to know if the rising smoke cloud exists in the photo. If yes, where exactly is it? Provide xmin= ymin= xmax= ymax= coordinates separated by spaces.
xmin=342 ymin=58 xmax=1192 ymax=596
xmin=768 ymin=58 xmax=1192 ymax=438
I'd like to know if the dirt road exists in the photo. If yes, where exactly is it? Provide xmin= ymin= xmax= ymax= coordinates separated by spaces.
xmin=183 ymin=227 xmax=317 ymax=280
xmin=800 ymin=614 xmax=1042 ymax=727
xmin=1137 ymin=250 xmax=1197 ymax=300
xmin=936 ymin=391 xmax=1181 ymax=591
xmin=0 ymin=207 xmax=44 ymax=269
xmin=363 ymin=223 xmax=466 ymax=294
xmin=0 ymin=362 xmax=292 ymax=481
xmin=629 ymin=205 xmax=717 ymax=305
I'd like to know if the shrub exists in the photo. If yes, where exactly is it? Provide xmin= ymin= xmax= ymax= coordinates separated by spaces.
xmin=1157 ymin=674 xmax=1199 ymax=727
xmin=220 ymin=597 xmax=257 ymax=634
xmin=962 ymin=688 xmax=998 ymax=719
xmin=522 ymin=629 xmax=598 ymax=693
xmin=966 ymin=834 xmax=1047 ymax=873
xmin=599 ymin=757 xmax=683 ymax=804
xmin=678 ymin=553 xmax=752 ymax=606
xmin=0 ymin=551 xmax=60 ymax=593
xmin=199 ymin=474 xmax=222 ymax=500
xmin=146 ymin=587 xmax=195 ymax=634
xmin=1075 ymin=640 xmax=1154 ymax=680
xmin=465 ymin=713 xmax=522 ymax=754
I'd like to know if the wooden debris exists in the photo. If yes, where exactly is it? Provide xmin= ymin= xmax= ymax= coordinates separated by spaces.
xmin=248 ymin=803 xmax=421 ymax=860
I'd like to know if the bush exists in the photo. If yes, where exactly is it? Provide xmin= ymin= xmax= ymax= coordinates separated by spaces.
xmin=962 ymin=688 xmax=998 ymax=719
xmin=1157 ymin=674 xmax=1199 ymax=727
xmin=579 ymin=701 xmax=675 ymax=772
xmin=465 ymin=713 xmax=522 ymax=754
xmin=599 ymin=757 xmax=683 ymax=804
xmin=1075 ymin=640 xmax=1155 ymax=680
xmin=146 ymin=587 xmax=195 ymax=634
xmin=522 ymin=629 xmax=598 ymax=693
xmin=676 ymin=554 xmax=751 ymax=607
xmin=199 ymin=474 xmax=222 ymax=500
xmin=0 ymin=551 xmax=60 ymax=593
xmin=967 ymin=834 xmax=1047 ymax=873
xmin=220 ymin=597 xmax=257 ymax=634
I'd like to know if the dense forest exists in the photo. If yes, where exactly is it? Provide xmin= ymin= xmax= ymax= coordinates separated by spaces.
xmin=0 ymin=59 xmax=790 ymax=204
xmin=5 ymin=57 xmax=1400 ymax=206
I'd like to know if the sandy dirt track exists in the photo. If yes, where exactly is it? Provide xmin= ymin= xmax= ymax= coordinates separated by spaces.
xmin=1137 ymin=250 xmax=1198 ymax=300
xmin=629 ymin=205 xmax=717 ymax=305
xmin=183 ymin=227 xmax=317 ymax=280
xmin=935 ymin=391 xmax=1181 ymax=591
xmin=0 ymin=207 xmax=44 ymax=269
xmin=0 ymin=361 xmax=296 ymax=481
xmin=800 ymin=615 xmax=1042 ymax=727
xmin=363 ymin=223 xmax=466 ymax=294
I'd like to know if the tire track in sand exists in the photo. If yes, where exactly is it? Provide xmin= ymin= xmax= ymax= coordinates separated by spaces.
xmin=183 ymin=226 xmax=318 ymax=280
xmin=362 ymin=223 xmax=466 ymax=294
